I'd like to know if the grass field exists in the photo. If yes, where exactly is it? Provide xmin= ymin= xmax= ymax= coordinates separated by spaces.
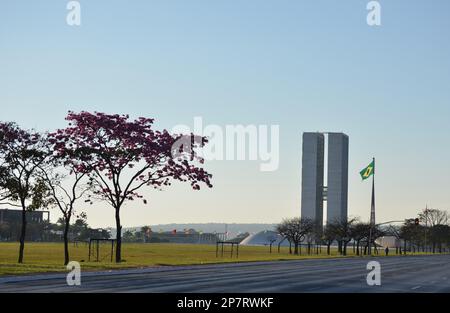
xmin=0 ymin=242 xmax=437 ymax=277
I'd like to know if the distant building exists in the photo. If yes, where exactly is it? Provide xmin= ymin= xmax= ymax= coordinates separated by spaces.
xmin=240 ymin=230 xmax=290 ymax=247
xmin=301 ymin=133 xmax=325 ymax=223
xmin=327 ymin=133 xmax=349 ymax=223
xmin=301 ymin=132 xmax=349 ymax=225
xmin=0 ymin=209 xmax=48 ymax=224
xmin=0 ymin=209 xmax=49 ymax=241
xmin=140 ymin=230 xmax=221 ymax=244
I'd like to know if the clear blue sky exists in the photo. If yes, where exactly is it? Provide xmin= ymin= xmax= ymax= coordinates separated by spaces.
xmin=1 ymin=0 xmax=450 ymax=228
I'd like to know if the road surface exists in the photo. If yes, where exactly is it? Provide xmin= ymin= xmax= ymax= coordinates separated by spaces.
xmin=1 ymin=254 xmax=449 ymax=292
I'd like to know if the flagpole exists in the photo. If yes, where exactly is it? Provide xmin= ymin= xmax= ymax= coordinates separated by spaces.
xmin=368 ymin=157 xmax=375 ymax=256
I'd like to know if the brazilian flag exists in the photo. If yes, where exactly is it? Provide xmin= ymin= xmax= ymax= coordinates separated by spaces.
xmin=360 ymin=160 xmax=375 ymax=180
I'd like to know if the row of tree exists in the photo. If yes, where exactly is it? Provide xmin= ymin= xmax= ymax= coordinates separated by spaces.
xmin=122 ymin=227 xmax=169 ymax=243
xmin=390 ymin=208 xmax=450 ymax=253
xmin=0 ymin=112 xmax=212 ymax=264
xmin=276 ymin=217 xmax=371 ymax=256
xmin=277 ymin=208 xmax=450 ymax=256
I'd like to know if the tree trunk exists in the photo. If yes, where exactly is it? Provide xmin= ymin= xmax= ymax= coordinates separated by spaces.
xmin=327 ymin=243 xmax=331 ymax=255
xmin=115 ymin=207 xmax=122 ymax=263
xmin=63 ymin=215 xmax=71 ymax=265
xmin=294 ymin=243 xmax=299 ymax=255
xmin=356 ymin=240 xmax=360 ymax=256
xmin=18 ymin=207 xmax=27 ymax=264
xmin=343 ymin=242 xmax=347 ymax=256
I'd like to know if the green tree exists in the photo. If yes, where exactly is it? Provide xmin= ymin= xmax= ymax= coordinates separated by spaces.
xmin=350 ymin=222 xmax=370 ymax=256
xmin=276 ymin=217 xmax=314 ymax=255
xmin=0 ymin=122 xmax=51 ymax=263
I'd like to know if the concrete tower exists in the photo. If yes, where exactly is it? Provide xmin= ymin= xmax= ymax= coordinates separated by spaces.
xmin=327 ymin=133 xmax=349 ymax=223
xmin=301 ymin=132 xmax=325 ymax=224
xmin=301 ymin=132 xmax=349 ymax=225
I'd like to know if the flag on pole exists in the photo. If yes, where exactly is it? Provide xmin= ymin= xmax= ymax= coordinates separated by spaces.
xmin=361 ymin=158 xmax=376 ymax=255
xmin=360 ymin=160 xmax=375 ymax=180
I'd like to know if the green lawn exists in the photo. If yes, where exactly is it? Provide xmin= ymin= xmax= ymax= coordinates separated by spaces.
xmin=0 ymin=242 xmax=437 ymax=277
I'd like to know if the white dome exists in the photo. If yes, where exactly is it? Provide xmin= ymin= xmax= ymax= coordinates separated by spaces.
xmin=240 ymin=230 xmax=289 ymax=246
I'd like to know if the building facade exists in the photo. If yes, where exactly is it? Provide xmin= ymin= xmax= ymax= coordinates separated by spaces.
xmin=300 ymin=133 xmax=325 ymax=223
xmin=0 ymin=209 xmax=47 ymax=224
xmin=301 ymin=132 xmax=349 ymax=225
xmin=0 ymin=209 xmax=49 ymax=241
xmin=327 ymin=133 xmax=349 ymax=223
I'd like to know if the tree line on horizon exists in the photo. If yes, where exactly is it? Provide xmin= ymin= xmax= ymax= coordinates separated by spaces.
xmin=277 ymin=207 xmax=450 ymax=256
xmin=0 ymin=214 xmax=110 ymax=243
xmin=0 ymin=111 xmax=213 ymax=265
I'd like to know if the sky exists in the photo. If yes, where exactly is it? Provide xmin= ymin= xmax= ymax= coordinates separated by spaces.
xmin=1 ymin=0 xmax=450 ymax=228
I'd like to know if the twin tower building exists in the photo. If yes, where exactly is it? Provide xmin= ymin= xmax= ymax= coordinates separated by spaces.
xmin=301 ymin=132 xmax=349 ymax=225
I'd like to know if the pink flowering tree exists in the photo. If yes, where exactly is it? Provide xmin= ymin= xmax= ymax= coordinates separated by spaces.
xmin=52 ymin=111 xmax=213 ymax=262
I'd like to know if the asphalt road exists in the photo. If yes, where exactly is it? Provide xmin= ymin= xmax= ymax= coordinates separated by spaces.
xmin=1 ymin=254 xmax=450 ymax=293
